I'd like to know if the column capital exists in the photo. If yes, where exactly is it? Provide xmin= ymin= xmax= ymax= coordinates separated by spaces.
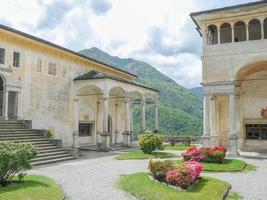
xmin=210 ymin=95 xmax=217 ymax=100
xmin=103 ymin=94 xmax=109 ymax=101
xmin=97 ymin=100 xmax=101 ymax=105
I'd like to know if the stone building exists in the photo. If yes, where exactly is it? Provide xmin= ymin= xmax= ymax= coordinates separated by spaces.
xmin=0 ymin=24 xmax=158 ymax=151
xmin=191 ymin=1 xmax=267 ymax=155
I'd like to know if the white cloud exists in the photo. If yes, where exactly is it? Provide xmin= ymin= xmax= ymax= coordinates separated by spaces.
xmin=0 ymin=0 xmax=260 ymax=88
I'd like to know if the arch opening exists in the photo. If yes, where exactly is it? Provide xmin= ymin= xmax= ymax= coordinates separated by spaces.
xmin=249 ymin=19 xmax=261 ymax=41
xmin=220 ymin=23 xmax=232 ymax=43
xmin=234 ymin=21 xmax=246 ymax=42
xmin=207 ymin=24 xmax=218 ymax=45
xmin=264 ymin=18 xmax=267 ymax=39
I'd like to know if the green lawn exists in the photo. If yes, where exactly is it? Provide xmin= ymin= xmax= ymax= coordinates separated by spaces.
xmin=163 ymin=144 xmax=196 ymax=150
xmin=174 ymin=159 xmax=255 ymax=172
xmin=0 ymin=175 xmax=64 ymax=200
xmin=115 ymin=151 xmax=177 ymax=160
xmin=118 ymin=172 xmax=230 ymax=200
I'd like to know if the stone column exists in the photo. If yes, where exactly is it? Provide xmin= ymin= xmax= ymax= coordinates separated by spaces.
xmin=202 ymin=94 xmax=210 ymax=147
xmin=209 ymin=95 xmax=218 ymax=146
xmin=130 ymin=102 xmax=134 ymax=141
xmin=261 ymin=22 xmax=264 ymax=40
xmin=114 ymin=102 xmax=119 ymax=144
xmin=100 ymin=94 xmax=110 ymax=151
xmin=3 ymin=89 xmax=9 ymax=120
xmin=122 ymin=96 xmax=131 ymax=147
xmin=154 ymin=101 xmax=159 ymax=133
xmin=228 ymin=93 xmax=239 ymax=156
xmin=218 ymin=27 xmax=221 ymax=44
xmin=96 ymin=100 xmax=100 ymax=144
xmin=231 ymin=24 xmax=234 ymax=43
xmin=73 ymin=98 xmax=79 ymax=149
xmin=246 ymin=24 xmax=249 ymax=41
xmin=141 ymin=98 xmax=146 ymax=132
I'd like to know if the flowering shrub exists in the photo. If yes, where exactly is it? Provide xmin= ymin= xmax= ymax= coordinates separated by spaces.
xmin=165 ymin=161 xmax=203 ymax=189
xmin=138 ymin=131 xmax=163 ymax=154
xmin=0 ymin=142 xmax=37 ymax=187
xmin=182 ymin=146 xmax=204 ymax=162
xmin=148 ymin=159 xmax=174 ymax=182
xmin=186 ymin=161 xmax=203 ymax=181
xmin=200 ymin=146 xmax=226 ymax=163
xmin=182 ymin=146 xmax=227 ymax=163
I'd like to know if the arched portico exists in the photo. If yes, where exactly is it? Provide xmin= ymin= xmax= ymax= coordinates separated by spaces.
xmin=202 ymin=61 xmax=267 ymax=155
xmin=73 ymin=70 xmax=159 ymax=151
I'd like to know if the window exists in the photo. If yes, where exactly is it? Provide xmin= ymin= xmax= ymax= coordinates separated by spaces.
xmin=37 ymin=58 xmax=42 ymax=72
xmin=249 ymin=19 xmax=261 ymax=40
xmin=207 ymin=24 xmax=218 ymax=45
xmin=0 ymin=48 xmax=5 ymax=64
xmin=13 ymin=52 xmax=20 ymax=68
xmin=79 ymin=122 xmax=93 ymax=137
xmin=246 ymin=124 xmax=267 ymax=140
xmin=48 ymin=62 xmax=57 ymax=76
xmin=220 ymin=23 xmax=232 ymax=43
xmin=234 ymin=21 xmax=246 ymax=42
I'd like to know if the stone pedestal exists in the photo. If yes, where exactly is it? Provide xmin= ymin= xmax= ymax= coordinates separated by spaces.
xmin=100 ymin=133 xmax=111 ymax=151
xmin=202 ymin=135 xmax=210 ymax=147
xmin=122 ymin=131 xmax=131 ymax=147
xmin=210 ymin=135 xmax=219 ymax=146
xmin=73 ymin=131 xmax=79 ymax=149
xmin=227 ymin=134 xmax=240 ymax=157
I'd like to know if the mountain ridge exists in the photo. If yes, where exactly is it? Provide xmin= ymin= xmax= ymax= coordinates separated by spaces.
xmin=79 ymin=47 xmax=203 ymax=135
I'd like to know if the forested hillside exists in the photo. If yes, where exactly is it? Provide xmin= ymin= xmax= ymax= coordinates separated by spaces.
xmin=79 ymin=48 xmax=203 ymax=136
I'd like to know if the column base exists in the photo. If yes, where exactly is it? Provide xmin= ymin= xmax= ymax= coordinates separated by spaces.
xmin=201 ymin=135 xmax=210 ymax=147
xmin=122 ymin=131 xmax=131 ymax=147
xmin=227 ymin=134 xmax=240 ymax=157
xmin=73 ymin=131 xmax=79 ymax=149
xmin=210 ymin=135 xmax=219 ymax=147
xmin=100 ymin=132 xmax=111 ymax=152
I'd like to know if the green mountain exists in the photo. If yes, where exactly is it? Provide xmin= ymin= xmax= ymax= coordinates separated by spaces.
xmin=79 ymin=47 xmax=203 ymax=136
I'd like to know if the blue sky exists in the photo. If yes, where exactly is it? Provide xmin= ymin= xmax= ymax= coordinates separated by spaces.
xmin=0 ymin=0 xmax=260 ymax=88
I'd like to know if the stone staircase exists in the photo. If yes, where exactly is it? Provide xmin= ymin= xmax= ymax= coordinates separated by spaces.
xmin=0 ymin=120 xmax=75 ymax=166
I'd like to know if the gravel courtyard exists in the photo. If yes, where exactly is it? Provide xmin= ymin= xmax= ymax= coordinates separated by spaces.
xmin=30 ymin=151 xmax=267 ymax=200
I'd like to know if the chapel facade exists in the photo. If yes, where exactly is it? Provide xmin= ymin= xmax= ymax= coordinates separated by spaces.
xmin=0 ymin=24 xmax=158 ymax=151
xmin=191 ymin=1 xmax=267 ymax=155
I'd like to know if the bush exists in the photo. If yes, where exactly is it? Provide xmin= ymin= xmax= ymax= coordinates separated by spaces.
xmin=165 ymin=161 xmax=203 ymax=189
xmin=200 ymin=146 xmax=226 ymax=163
xmin=138 ymin=131 xmax=163 ymax=154
xmin=182 ymin=146 xmax=204 ymax=162
xmin=0 ymin=142 xmax=37 ymax=187
xmin=148 ymin=159 xmax=174 ymax=182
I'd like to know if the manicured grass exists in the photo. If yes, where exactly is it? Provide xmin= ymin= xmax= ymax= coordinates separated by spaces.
xmin=115 ymin=151 xmax=177 ymax=160
xmin=118 ymin=172 xmax=230 ymax=200
xmin=0 ymin=175 xmax=64 ymax=200
xmin=163 ymin=144 xmax=196 ymax=150
xmin=174 ymin=159 xmax=255 ymax=172
xmin=227 ymin=192 xmax=243 ymax=200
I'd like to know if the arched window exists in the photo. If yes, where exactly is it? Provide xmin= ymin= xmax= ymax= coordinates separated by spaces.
xmin=249 ymin=19 xmax=261 ymax=40
xmin=264 ymin=18 xmax=267 ymax=39
xmin=234 ymin=21 xmax=246 ymax=42
xmin=207 ymin=24 xmax=218 ymax=45
xmin=220 ymin=23 xmax=232 ymax=43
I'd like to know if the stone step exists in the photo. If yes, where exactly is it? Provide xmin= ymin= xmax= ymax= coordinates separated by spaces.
xmin=0 ymin=129 xmax=34 ymax=132
xmin=37 ymin=148 xmax=66 ymax=154
xmin=0 ymin=137 xmax=48 ymax=142
xmin=0 ymin=133 xmax=41 ymax=137
xmin=31 ymin=156 xmax=75 ymax=166
xmin=32 ymin=153 xmax=71 ymax=162
xmin=0 ymin=135 xmax=43 ymax=140
xmin=36 ymin=151 xmax=69 ymax=157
